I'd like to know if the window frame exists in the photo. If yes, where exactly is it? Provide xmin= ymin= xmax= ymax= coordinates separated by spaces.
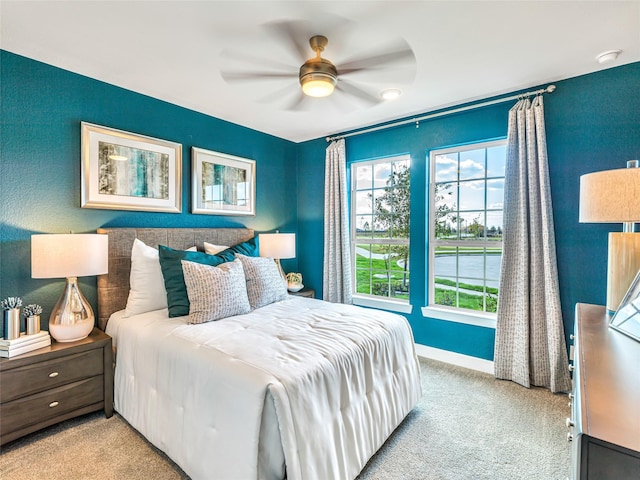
xmin=425 ymin=139 xmax=506 ymax=328
xmin=350 ymin=154 xmax=412 ymax=313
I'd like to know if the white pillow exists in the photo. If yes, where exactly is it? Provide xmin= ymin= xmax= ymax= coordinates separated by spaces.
xmin=181 ymin=259 xmax=251 ymax=324
xmin=236 ymin=254 xmax=288 ymax=310
xmin=203 ymin=242 xmax=229 ymax=255
xmin=124 ymin=239 xmax=195 ymax=317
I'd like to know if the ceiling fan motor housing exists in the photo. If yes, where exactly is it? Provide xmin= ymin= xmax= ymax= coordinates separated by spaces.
xmin=299 ymin=58 xmax=338 ymax=85
xmin=299 ymin=35 xmax=338 ymax=97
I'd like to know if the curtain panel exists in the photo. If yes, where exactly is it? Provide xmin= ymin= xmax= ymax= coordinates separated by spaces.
xmin=323 ymin=139 xmax=353 ymax=304
xmin=494 ymin=96 xmax=572 ymax=393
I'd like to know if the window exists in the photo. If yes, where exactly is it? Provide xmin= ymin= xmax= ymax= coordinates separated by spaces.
xmin=429 ymin=140 xmax=506 ymax=316
xmin=351 ymin=155 xmax=410 ymax=303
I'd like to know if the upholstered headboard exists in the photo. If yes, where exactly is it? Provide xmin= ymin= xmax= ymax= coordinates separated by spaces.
xmin=96 ymin=227 xmax=255 ymax=330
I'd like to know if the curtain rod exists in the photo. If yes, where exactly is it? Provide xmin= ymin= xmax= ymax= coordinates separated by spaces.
xmin=325 ymin=84 xmax=556 ymax=143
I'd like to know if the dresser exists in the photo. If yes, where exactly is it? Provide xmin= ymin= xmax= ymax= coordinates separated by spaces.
xmin=568 ymin=303 xmax=640 ymax=479
xmin=0 ymin=328 xmax=113 ymax=445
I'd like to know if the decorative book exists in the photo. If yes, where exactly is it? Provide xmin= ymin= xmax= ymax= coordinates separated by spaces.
xmin=0 ymin=331 xmax=51 ymax=358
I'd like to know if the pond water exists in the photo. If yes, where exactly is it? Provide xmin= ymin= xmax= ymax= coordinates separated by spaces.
xmin=434 ymin=254 xmax=502 ymax=289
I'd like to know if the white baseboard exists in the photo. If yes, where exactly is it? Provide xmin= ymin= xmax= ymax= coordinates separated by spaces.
xmin=415 ymin=344 xmax=494 ymax=375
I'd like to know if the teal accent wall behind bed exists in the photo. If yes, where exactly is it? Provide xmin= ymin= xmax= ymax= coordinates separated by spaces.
xmin=2 ymin=48 xmax=639 ymax=362
xmin=296 ymin=62 xmax=640 ymax=360
xmin=0 ymin=50 xmax=298 ymax=335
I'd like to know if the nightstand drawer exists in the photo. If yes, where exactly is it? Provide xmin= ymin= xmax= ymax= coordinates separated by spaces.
xmin=0 ymin=376 xmax=103 ymax=436
xmin=0 ymin=349 xmax=103 ymax=403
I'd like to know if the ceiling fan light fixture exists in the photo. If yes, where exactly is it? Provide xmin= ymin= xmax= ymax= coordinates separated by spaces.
xmin=301 ymin=73 xmax=336 ymax=97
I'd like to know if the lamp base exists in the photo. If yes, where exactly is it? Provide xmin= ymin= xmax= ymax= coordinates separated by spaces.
xmin=49 ymin=319 xmax=94 ymax=342
xmin=49 ymin=277 xmax=95 ymax=343
xmin=607 ymin=232 xmax=640 ymax=314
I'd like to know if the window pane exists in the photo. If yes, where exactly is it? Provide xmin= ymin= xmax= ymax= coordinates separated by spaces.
xmin=459 ymin=149 xmax=485 ymax=181
xmin=355 ymin=164 xmax=372 ymax=190
xmin=487 ymin=145 xmax=506 ymax=178
xmin=486 ymin=178 xmax=504 ymax=210
xmin=458 ymin=249 xmax=486 ymax=281
xmin=355 ymin=191 xmax=372 ymax=215
xmin=356 ymin=215 xmax=374 ymax=238
xmin=458 ymin=277 xmax=485 ymax=312
xmin=394 ymin=159 xmax=410 ymax=175
xmin=434 ymin=246 xmax=457 ymax=278
xmin=459 ymin=179 xmax=485 ymax=211
xmin=434 ymin=183 xmax=457 ymax=239
xmin=435 ymin=153 xmax=458 ymax=182
xmin=485 ymin=212 xmax=503 ymax=240
xmin=373 ymin=163 xmax=391 ymax=188
xmin=458 ymin=211 xmax=484 ymax=240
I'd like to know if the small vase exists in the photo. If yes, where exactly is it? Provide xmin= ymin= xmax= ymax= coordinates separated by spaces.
xmin=26 ymin=315 xmax=41 ymax=335
xmin=3 ymin=308 xmax=21 ymax=340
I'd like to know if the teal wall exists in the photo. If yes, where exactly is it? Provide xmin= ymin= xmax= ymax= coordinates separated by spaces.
xmin=2 ymin=48 xmax=639 ymax=361
xmin=297 ymin=62 xmax=640 ymax=360
xmin=0 ymin=51 xmax=298 ymax=335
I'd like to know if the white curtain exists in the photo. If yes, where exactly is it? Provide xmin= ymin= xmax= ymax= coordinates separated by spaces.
xmin=494 ymin=96 xmax=572 ymax=393
xmin=323 ymin=139 xmax=352 ymax=303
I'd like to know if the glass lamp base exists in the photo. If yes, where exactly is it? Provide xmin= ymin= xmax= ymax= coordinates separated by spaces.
xmin=49 ymin=277 xmax=95 ymax=342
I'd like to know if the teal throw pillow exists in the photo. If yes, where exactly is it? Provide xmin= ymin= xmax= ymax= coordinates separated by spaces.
xmin=218 ymin=235 xmax=259 ymax=258
xmin=158 ymin=237 xmax=259 ymax=318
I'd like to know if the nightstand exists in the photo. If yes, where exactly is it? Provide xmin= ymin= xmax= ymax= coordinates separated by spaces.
xmin=0 ymin=328 xmax=113 ymax=445
xmin=289 ymin=288 xmax=315 ymax=299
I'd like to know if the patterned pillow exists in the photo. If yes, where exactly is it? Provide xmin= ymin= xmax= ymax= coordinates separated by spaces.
xmin=158 ymin=237 xmax=259 ymax=318
xmin=181 ymin=259 xmax=251 ymax=324
xmin=236 ymin=254 xmax=288 ymax=310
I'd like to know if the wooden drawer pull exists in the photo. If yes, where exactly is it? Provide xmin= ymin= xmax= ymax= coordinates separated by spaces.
xmin=48 ymin=372 xmax=59 ymax=378
xmin=49 ymin=401 xmax=59 ymax=408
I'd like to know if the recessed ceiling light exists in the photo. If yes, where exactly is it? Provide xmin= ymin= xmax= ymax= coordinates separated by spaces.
xmin=596 ymin=49 xmax=622 ymax=64
xmin=380 ymin=88 xmax=402 ymax=100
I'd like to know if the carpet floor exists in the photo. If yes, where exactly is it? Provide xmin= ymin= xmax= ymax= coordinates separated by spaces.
xmin=0 ymin=358 xmax=571 ymax=479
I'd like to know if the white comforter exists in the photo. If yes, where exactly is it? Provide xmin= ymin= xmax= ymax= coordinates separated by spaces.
xmin=106 ymin=296 xmax=421 ymax=480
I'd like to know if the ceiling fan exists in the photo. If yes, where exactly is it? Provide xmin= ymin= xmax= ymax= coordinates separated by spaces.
xmin=221 ymin=23 xmax=416 ymax=110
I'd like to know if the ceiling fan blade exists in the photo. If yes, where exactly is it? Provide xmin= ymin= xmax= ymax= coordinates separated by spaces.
xmin=221 ymin=71 xmax=294 ymax=83
xmin=255 ymin=82 xmax=301 ymax=105
xmin=261 ymin=20 xmax=310 ymax=63
xmin=338 ymin=38 xmax=415 ymax=73
xmin=220 ymin=49 xmax=296 ymax=73
xmin=336 ymin=80 xmax=381 ymax=107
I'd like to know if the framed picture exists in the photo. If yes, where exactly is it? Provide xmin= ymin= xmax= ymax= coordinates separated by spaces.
xmin=610 ymin=268 xmax=640 ymax=342
xmin=81 ymin=122 xmax=182 ymax=213
xmin=191 ymin=147 xmax=256 ymax=216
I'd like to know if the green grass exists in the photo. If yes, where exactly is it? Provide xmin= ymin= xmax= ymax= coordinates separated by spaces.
xmin=355 ymin=254 xmax=409 ymax=300
xmin=434 ymin=278 xmax=498 ymax=296
xmin=434 ymin=288 xmax=497 ymax=313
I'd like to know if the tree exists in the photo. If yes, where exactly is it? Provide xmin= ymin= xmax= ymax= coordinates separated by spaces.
xmin=434 ymin=183 xmax=458 ymax=238
xmin=371 ymin=164 xmax=410 ymax=290
xmin=468 ymin=216 xmax=485 ymax=238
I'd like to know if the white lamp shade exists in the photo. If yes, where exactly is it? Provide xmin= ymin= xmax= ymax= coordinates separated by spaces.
xmin=259 ymin=233 xmax=296 ymax=259
xmin=579 ymin=168 xmax=640 ymax=223
xmin=32 ymin=234 xmax=109 ymax=278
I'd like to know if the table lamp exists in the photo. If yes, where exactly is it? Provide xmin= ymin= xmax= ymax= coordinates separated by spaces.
xmin=258 ymin=232 xmax=296 ymax=278
xmin=579 ymin=160 xmax=640 ymax=313
xmin=32 ymin=234 xmax=108 ymax=342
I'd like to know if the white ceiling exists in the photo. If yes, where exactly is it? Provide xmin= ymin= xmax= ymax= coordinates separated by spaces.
xmin=2 ymin=1 xmax=639 ymax=143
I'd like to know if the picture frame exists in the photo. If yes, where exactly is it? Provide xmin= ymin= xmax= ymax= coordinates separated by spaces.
xmin=191 ymin=147 xmax=256 ymax=216
xmin=81 ymin=122 xmax=182 ymax=213
xmin=609 ymin=268 xmax=640 ymax=342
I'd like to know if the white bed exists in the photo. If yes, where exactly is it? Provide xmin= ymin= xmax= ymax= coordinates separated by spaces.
xmin=97 ymin=228 xmax=422 ymax=480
